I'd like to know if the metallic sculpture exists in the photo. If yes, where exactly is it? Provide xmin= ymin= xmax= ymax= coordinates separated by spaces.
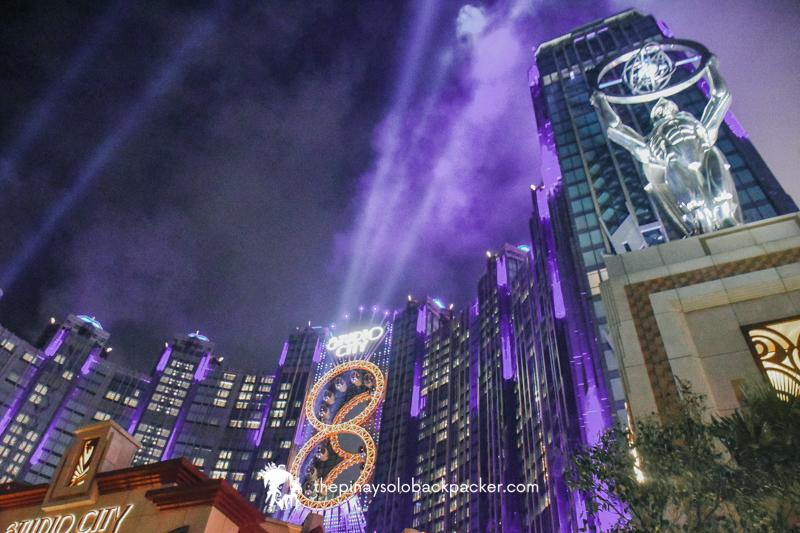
xmin=592 ymin=42 xmax=742 ymax=236
xmin=623 ymin=42 xmax=676 ymax=95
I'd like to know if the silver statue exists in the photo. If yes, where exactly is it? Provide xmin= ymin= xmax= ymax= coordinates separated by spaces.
xmin=592 ymin=56 xmax=742 ymax=236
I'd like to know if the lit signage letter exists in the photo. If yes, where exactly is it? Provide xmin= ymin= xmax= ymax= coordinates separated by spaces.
xmin=76 ymin=511 xmax=98 ymax=533
xmin=109 ymin=505 xmax=133 ymax=533
xmin=326 ymin=327 xmax=384 ymax=357
xmin=54 ymin=515 xmax=75 ymax=533
xmin=36 ymin=518 xmax=54 ymax=533
xmin=2 ymin=506 xmax=131 ymax=533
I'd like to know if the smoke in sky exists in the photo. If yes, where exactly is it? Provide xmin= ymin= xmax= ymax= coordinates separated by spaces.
xmin=0 ymin=0 xmax=797 ymax=370
xmin=333 ymin=0 xmax=617 ymax=316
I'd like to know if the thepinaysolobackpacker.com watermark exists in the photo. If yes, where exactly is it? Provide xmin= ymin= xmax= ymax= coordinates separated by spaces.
xmin=315 ymin=478 xmax=538 ymax=495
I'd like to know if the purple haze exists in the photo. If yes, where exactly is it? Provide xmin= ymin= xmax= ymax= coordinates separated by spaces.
xmin=0 ymin=1 xmax=796 ymax=370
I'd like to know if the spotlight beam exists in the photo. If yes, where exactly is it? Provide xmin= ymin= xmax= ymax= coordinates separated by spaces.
xmin=337 ymin=0 xmax=443 ymax=315
xmin=0 ymin=16 xmax=216 ymax=292
xmin=0 ymin=0 xmax=135 ymax=186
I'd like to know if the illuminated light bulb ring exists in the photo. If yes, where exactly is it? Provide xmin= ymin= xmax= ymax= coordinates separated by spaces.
xmin=290 ymin=361 xmax=385 ymax=510
xmin=329 ymin=391 xmax=373 ymax=456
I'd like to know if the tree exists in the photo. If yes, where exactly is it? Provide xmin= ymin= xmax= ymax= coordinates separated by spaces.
xmin=712 ymin=385 xmax=800 ymax=531
xmin=568 ymin=384 xmax=800 ymax=532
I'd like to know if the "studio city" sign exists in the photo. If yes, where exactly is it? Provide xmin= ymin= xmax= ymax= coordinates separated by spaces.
xmin=326 ymin=327 xmax=384 ymax=357
xmin=4 ymin=504 xmax=132 ymax=533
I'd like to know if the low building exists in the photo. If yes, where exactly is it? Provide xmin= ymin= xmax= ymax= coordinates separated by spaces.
xmin=0 ymin=420 xmax=322 ymax=533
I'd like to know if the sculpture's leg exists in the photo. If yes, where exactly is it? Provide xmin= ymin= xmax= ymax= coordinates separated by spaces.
xmin=650 ymin=183 xmax=693 ymax=237
xmin=665 ymin=158 xmax=707 ymax=234
xmin=703 ymin=148 xmax=742 ymax=229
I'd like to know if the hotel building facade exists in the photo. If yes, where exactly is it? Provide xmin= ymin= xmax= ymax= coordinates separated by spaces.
xmin=0 ymin=9 xmax=797 ymax=533
xmin=528 ymin=9 xmax=797 ymax=441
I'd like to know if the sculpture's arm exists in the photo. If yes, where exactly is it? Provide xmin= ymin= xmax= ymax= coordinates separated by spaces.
xmin=700 ymin=56 xmax=731 ymax=144
xmin=591 ymin=91 xmax=649 ymax=163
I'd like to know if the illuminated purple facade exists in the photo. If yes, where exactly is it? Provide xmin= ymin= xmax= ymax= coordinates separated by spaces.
xmin=365 ymin=246 xmax=581 ymax=533
xmin=0 ymin=246 xmax=579 ymax=533
xmin=529 ymin=9 xmax=798 ymax=438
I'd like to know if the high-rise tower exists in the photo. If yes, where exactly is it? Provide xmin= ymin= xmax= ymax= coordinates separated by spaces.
xmin=528 ymin=10 xmax=798 ymax=433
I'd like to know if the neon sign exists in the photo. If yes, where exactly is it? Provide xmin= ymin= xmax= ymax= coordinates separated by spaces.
xmin=4 ymin=504 xmax=133 ymax=533
xmin=326 ymin=327 xmax=384 ymax=357
xmin=290 ymin=360 xmax=385 ymax=509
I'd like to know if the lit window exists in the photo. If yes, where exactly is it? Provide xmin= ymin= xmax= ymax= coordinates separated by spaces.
xmin=192 ymin=457 xmax=205 ymax=468
xmin=105 ymin=391 xmax=121 ymax=402
xmin=280 ymin=441 xmax=291 ymax=449
xmin=54 ymin=354 xmax=66 ymax=364
xmin=22 ymin=353 xmax=35 ymax=363
xmin=586 ymin=268 xmax=609 ymax=296
xmin=94 ymin=411 xmax=111 ymax=421
xmin=123 ymin=397 xmax=138 ymax=408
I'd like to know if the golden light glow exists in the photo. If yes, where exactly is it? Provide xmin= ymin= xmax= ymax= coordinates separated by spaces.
xmin=70 ymin=437 xmax=99 ymax=487
xmin=289 ymin=360 xmax=385 ymax=510
xmin=745 ymin=317 xmax=800 ymax=400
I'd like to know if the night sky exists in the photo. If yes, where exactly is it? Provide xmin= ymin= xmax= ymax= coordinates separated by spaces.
xmin=1 ymin=0 xmax=798 ymax=372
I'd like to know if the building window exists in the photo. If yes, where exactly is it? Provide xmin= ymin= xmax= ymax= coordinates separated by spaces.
xmin=105 ymin=391 xmax=121 ymax=402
